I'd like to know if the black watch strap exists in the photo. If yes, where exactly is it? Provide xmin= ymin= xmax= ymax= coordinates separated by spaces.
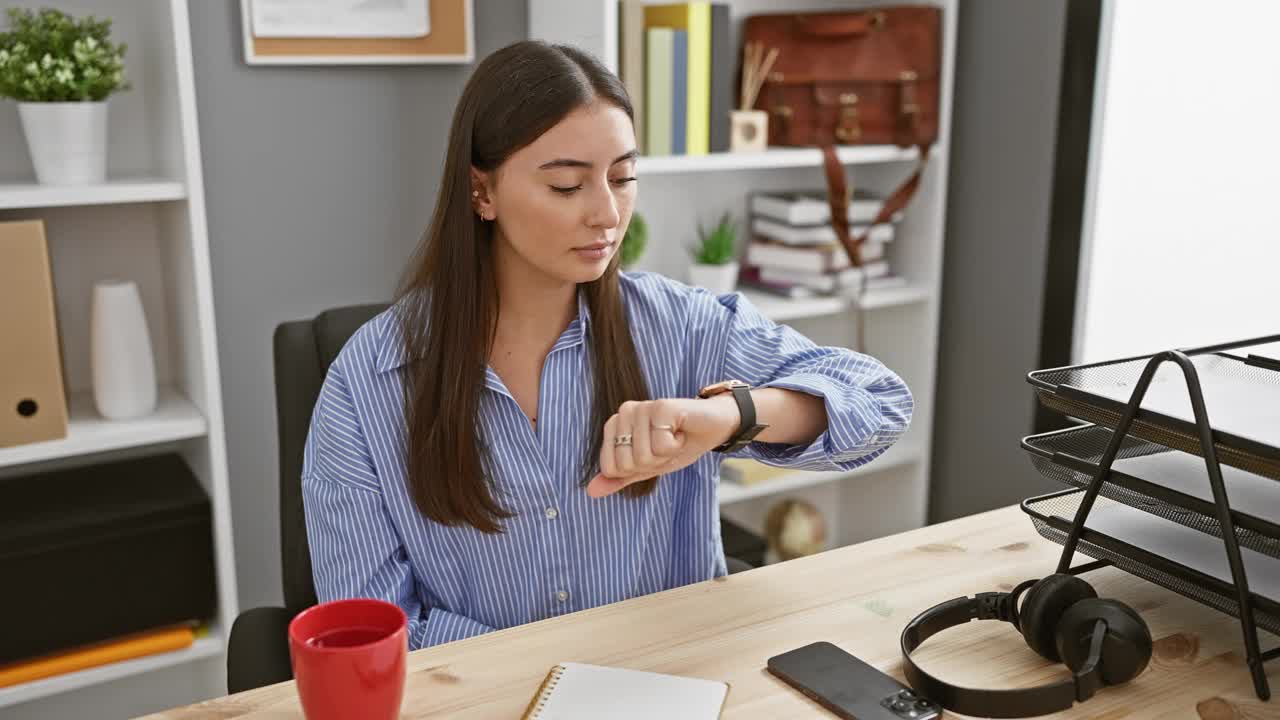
xmin=713 ymin=385 xmax=769 ymax=453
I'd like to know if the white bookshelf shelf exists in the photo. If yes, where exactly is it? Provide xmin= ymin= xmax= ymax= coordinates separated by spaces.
xmin=0 ymin=178 xmax=187 ymax=210
xmin=743 ymin=284 xmax=930 ymax=323
xmin=0 ymin=388 xmax=207 ymax=470
xmin=857 ymin=284 xmax=933 ymax=311
xmin=718 ymin=440 xmax=922 ymax=506
xmin=0 ymin=633 xmax=223 ymax=709
xmin=744 ymin=290 xmax=848 ymax=322
xmin=637 ymin=144 xmax=920 ymax=175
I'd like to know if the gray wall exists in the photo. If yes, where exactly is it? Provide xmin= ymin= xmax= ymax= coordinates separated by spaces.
xmin=188 ymin=3 xmax=528 ymax=611
xmin=929 ymin=2 xmax=1068 ymax=522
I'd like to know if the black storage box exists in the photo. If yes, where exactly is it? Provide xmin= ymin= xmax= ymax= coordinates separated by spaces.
xmin=0 ymin=453 xmax=217 ymax=665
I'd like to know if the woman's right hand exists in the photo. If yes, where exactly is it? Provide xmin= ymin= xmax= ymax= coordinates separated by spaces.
xmin=586 ymin=395 xmax=739 ymax=498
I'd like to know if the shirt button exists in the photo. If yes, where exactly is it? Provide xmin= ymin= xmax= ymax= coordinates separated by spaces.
xmin=556 ymin=590 xmax=569 ymax=603
xmin=545 ymin=506 xmax=559 ymax=519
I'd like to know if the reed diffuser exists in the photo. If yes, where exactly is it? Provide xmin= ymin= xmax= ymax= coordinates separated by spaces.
xmin=730 ymin=41 xmax=778 ymax=153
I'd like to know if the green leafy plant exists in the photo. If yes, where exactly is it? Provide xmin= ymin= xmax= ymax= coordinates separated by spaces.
xmin=691 ymin=212 xmax=737 ymax=265
xmin=0 ymin=7 xmax=129 ymax=102
xmin=621 ymin=210 xmax=647 ymax=268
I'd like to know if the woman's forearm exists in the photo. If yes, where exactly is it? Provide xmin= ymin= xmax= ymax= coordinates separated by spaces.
xmin=705 ymin=388 xmax=829 ymax=447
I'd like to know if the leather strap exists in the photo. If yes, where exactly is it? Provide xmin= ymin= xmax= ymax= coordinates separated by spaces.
xmin=821 ymin=142 xmax=931 ymax=270
xmin=821 ymin=144 xmax=857 ymax=267
xmin=821 ymin=140 xmax=929 ymax=355
xmin=794 ymin=12 xmax=880 ymax=37
xmin=712 ymin=385 xmax=762 ymax=453
xmin=852 ymin=142 xmax=929 ymax=248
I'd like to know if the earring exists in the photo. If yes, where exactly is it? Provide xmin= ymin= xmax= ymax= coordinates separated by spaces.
xmin=472 ymin=190 xmax=479 ymax=197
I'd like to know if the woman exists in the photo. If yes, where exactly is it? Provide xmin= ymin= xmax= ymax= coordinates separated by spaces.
xmin=302 ymin=40 xmax=913 ymax=651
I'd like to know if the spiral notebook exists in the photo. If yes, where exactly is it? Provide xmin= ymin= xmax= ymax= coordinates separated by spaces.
xmin=521 ymin=662 xmax=729 ymax=719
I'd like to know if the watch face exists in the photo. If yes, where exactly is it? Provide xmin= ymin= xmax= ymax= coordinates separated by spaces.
xmin=699 ymin=379 xmax=750 ymax=398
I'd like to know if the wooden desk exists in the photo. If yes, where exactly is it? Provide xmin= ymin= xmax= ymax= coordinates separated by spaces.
xmin=148 ymin=505 xmax=1278 ymax=719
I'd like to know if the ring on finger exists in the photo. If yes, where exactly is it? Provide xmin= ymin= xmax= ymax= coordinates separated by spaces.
xmin=614 ymin=433 xmax=634 ymax=447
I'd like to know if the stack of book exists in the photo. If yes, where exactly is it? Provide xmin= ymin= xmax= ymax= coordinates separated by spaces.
xmin=739 ymin=189 xmax=908 ymax=299
xmin=619 ymin=2 xmax=734 ymax=157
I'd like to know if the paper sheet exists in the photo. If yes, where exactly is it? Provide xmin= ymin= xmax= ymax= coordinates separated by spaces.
xmin=1113 ymin=450 xmax=1280 ymax=525
xmin=1082 ymin=355 xmax=1280 ymax=450
xmin=1085 ymin=500 xmax=1280 ymax=601
xmin=251 ymin=0 xmax=429 ymax=38
xmin=533 ymin=662 xmax=728 ymax=720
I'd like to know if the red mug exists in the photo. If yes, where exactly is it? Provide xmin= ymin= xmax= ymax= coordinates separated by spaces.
xmin=288 ymin=598 xmax=408 ymax=720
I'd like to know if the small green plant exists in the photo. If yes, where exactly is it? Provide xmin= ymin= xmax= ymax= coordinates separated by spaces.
xmin=0 ymin=7 xmax=129 ymax=102
xmin=621 ymin=210 xmax=647 ymax=267
xmin=691 ymin=212 xmax=737 ymax=265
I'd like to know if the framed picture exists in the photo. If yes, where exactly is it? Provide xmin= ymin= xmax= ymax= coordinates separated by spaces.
xmin=240 ymin=0 xmax=474 ymax=65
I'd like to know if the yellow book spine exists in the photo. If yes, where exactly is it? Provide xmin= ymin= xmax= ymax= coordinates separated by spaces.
xmin=685 ymin=2 xmax=711 ymax=156
xmin=0 ymin=626 xmax=195 ymax=688
xmin=643 ymin=3 xmax=711 ymax=156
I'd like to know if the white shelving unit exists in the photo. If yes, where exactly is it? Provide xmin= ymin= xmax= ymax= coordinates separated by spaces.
xmin=529 ymin=0 xmax=957 ymax=552
xmin=0 ymin=388 xmax=207 ymax=468
xmin=0 ymin=1 xmax=237 ymax=717
xmin=717 ymin=439 xmax=922 ymax=505
xmin=742 ymin=284 xmax=930 ymax=323
xmin=0 ymin=178 xmax=187 ymax=210
xmin=637 ymin=143 xmax=920 ymax=174
xmin=0 ymin=637 xmax=224 ymax=709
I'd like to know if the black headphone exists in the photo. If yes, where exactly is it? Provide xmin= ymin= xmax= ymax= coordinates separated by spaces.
xmin=900 ymin=573 xmax=1154 ymax=718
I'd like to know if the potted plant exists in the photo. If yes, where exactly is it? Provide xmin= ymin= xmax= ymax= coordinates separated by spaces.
xmin=620 ymin=210 xmax=647 ymax=268
xmin=0 ymin=7 xmax=129 ymax=185
xmin=687 ymin=211 xmax=739 ymax=294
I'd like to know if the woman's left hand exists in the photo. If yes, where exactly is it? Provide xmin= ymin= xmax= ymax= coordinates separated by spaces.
xmin=586 ymin=396 xmax=740 ymax=498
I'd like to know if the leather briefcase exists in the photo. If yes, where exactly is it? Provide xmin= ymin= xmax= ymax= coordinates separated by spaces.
xmin=742 ymin=5 xmax=942 ymax=266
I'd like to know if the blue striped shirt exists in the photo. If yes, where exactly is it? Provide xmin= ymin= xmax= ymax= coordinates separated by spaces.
xmin=302 ymin=271 xmax=912 ymax=650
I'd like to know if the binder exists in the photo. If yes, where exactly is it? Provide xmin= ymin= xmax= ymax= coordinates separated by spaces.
xmin=0 ymin=220 xmax=69 ymax=449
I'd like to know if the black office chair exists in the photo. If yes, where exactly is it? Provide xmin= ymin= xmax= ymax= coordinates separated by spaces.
xmin=227 ymin=303 xmax=388 ymax=693
xmin=226 ymin=304 xmax=754 ymax=694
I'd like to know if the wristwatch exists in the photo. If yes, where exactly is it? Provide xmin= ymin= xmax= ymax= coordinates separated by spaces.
xmin=697 ymin=380 xmax=770 ymax=453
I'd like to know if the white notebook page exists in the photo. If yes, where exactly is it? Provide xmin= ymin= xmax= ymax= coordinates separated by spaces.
xmin=532 ymin=662 xmax=728 ymax=720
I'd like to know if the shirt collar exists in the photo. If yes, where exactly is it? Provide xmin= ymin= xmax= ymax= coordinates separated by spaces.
xmin=555 ymin=286 xmax=593 ymax=351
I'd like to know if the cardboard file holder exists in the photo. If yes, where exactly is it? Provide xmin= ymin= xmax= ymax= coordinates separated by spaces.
xmin=0 ymin=220 xmax=69 ymax=449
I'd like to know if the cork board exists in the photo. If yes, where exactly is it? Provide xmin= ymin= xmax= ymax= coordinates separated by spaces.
xmin=241 ymin=0 xmax=474 ymax=65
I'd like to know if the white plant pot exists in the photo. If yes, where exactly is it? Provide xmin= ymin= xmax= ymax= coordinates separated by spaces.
xmin=91 ymin=280 xmax=158 ymax=420
xmin=18 ymin=101 xmax=108 ymax=185
xmin=688 ymin=261 xmax=740 ymax=295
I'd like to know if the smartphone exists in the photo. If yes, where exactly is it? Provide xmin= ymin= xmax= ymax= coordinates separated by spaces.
xmin=767 ymin=641 xmax=941 ymax=720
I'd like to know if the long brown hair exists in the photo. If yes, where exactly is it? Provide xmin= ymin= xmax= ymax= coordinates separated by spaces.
xmin=394 ymin=41 xmax=655 ymax=534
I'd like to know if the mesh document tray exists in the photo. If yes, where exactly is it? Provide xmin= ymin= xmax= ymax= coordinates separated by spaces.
xmin=1022 ymin=425 xmax=1280 ymax=559
xmin=1022 ymin=488 xmax=1280 ymax=636
xmin=1028 ymin=352 xmax=1280 ymax=481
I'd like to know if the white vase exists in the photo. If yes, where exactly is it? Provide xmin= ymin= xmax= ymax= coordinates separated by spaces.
xmin=688 ymin=261 xmax=740 ymax=295
xmin=18 ymin=101 xmax=108 ymax=185
xmin=91 ymin=280 xmax=158 ymax=420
